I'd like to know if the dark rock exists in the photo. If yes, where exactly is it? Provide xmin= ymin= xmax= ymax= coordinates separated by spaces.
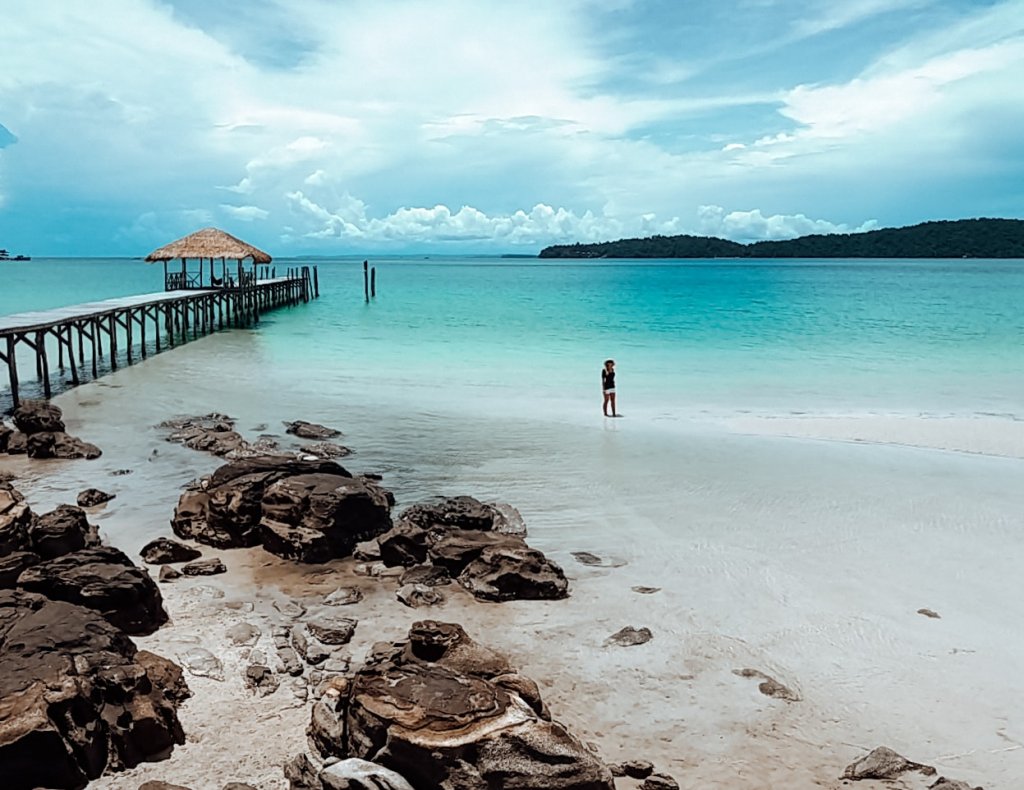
xmin=641 ymin=774 xmax=679 ymax=790
xmin=396 ymin=583 xmax=446 ymax=608
xmin=0 ymin=551 xmax=40 ymax=588
xmin=492 ymin=673 xmax=550 ymax=720
xmin=158 ymin=565 xmax=182 ymax=583
xmin=631 ymin=586 xmax=660 ymax=594
xmin=0 ymin=482 xmax=33 ymax=555
xmin=571 ymin=551 xmax=603 ymax=566
xmin=609 ymin=759 xmax=654 ymax=779
xmin=28 ymin=504 xmax=100 ymax=559
xmin=136 ymin=650 xmax=192 ymax=703
xmin=171 ymin=456 xmax=352 ymax=549
xmin=286 ymin=420 xmax=342 ymax=439
xmin=326 ymin=620 xmax=613 ymax=790
xmin=245 ymin=664 xmax=280 ymax=696
xmin=307 ymin=613 xmax=357 ymax=645
xmin=732 ymin=668 xmax=800 ymax=702
xmin=605 ymin=627 xmax=653 ymax=647
xmin=842 ymin=746 xmax=936 ymax=780
xmin=398 ymin=564 xmax=451 ymax=587
xmin=0 ymin=590 xmax=185 ymax=790
xmin=0 ymin=422 xmax=11 ymax=452
xmin=299 ymin=441 xmax=352 ymax=459
xmin=5 ymin=431 xmax=27 ymax=454
xmin=182 ymin=557 xmax=227 ymax=576
xmin=427 ymin=529 xmax=524 ymax=575
xmin=12 ymin=399 xmax=65 ymax=434
xmin=284 ymin=752 xmax=322 ymax=789
xmin=377 ymin=521 xmax=430 ymax=567
xmin=353 ymin=539 xmax=381 ymax=561
xmin=929 ymin=778 xmax=983 ymax=790
xmin=458 ymin=544 xmax=570 ymax=602
xmin=324 ymin=586 xmax=364 ymax=606
xmin=26 ymin=431 xmax=102 ymax=459
xmin=77 ymin=487 xmax=115 ymax=507
xmin=224 ymin=783 xmax=259 ymax=790
xmin=141 ymin=537 xmax=202 ymax=565
xmin=162 ymin=413 xmax=251 ymax=457
xmin=400 ymin=495 xmax=499 ymax=531
xmin=17 ymin=545 xmax=168 ymax=635
xmin=138 ymin=782 xmax=193 ymax=790
xmin=292 ymin=624 xmax=331 ymax=665
xmin=111 ymin=468 xmax=133 ymax=476
xmin=918 ymin=607 xmax=941 ymax=619
xmin=259 ymin=473 xmax=393 ymax=563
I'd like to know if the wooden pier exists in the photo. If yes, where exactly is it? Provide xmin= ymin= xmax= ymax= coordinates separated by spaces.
xmin=1 ymin=267 xmax=317 ymax=409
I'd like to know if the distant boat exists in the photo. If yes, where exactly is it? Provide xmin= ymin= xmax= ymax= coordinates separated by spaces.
xmin=0 ymin=249 xmax=30 ymax=261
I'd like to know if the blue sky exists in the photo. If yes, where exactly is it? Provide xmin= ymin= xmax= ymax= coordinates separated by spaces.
xmin=1 ymin=0 xmax=1022 ymax=255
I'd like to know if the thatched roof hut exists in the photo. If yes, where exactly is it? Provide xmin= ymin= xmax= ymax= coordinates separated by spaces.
xmin=145 ymin=228 xmax=271 ymax=264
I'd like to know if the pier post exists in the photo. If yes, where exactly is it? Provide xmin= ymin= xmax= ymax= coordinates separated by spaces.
xmin=126 ymin=310 xmax=134 ymax=363
xmin=6 ymin=336 xmax=18 ymax=408
xmin=363 ymin=260 xmax=369 ymax=302
xmin=108 ymin=315 xmax=118 ymax=370
xmin=371 ymin=267 xmax=376 ymax=298
xmin=90 ymin=322 xmax=98 ymax=378
xmin=36 ymin=330 xmax=51 ymax=398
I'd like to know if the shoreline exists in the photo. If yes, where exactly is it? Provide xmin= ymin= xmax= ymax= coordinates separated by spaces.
xmin=4 ymin=381 xmax=1022 ymax=788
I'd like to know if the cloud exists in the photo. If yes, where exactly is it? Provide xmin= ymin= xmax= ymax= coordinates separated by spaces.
xmin=220 ymin=204 xmax=269 ymax=221
xmin=697 ymin=205 xmax=878 ymax=241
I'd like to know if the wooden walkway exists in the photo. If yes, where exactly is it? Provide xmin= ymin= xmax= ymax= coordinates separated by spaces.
xmin=1 ymin=269 xmax=318 ymax=408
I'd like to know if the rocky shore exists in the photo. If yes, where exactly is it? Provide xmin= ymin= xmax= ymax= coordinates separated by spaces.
xmin=0 ymin=402 xmax=991 ymax=789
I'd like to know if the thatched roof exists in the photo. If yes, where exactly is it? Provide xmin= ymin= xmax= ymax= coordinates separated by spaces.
xmin=145 ymin=228 xmax=271 ymax=263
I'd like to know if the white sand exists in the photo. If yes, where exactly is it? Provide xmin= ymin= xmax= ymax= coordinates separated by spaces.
xmin=4 ymin=377 xmax=1023 ymax=789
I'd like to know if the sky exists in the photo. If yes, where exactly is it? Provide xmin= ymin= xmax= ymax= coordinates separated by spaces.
xmin=1 ymin=0 xmax=1023 ymax=256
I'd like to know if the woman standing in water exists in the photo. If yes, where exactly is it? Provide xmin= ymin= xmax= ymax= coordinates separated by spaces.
xmin=601 ymin=359 xmax=619 ymax=417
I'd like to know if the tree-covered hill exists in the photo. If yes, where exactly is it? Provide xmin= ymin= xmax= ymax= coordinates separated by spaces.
xmin=538 ymin=218 xmax=1024 ymax=259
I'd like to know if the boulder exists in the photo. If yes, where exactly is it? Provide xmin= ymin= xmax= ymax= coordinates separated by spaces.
xmin=26 ymin=431 xmax=102 ymax=459
xmin=641 ymin=775 xmax=679 ymax=790
xmin=458 ymin=544 xmax=570 ymax=602
xmin=299 ymin=442 xmax=352 ymax=459
xmin=5 ymin=431 xmax=27 ymax=454
xmin=0 ymin=482 xmax=33 ymax=555
xmin=606 ymin=627 xmax=653 ymax=647
xmin=323 ymin=620 xmax=613 ymax=790
xmin=12 ymin=399 xmax=65 ymax=434
xmin=842 ymin=747 xmax=935 ymax=780
xmin=161 ymin=413 xmax=251 ymax=457
xmin=400 ymin=495 xmax=500 ymax=531
xmin=377 ymin=521 xmax=429 ymax=567
xmin=158 ymin=565 xmax=181 ymax=583
xmin=77 ymin=487 xmax=115 ymax=507
xmin=285 ymin=420 xmax=342 ymax=439
xmin=259 ymin=473 xmax=393 ymax=563
xmin=396 ymin=583 xmax=446 ymax=608
xmin=324 ymin=586 xmax=364 ymax=607
xmin=0 ymin=590 xmax=186 ymax=790
xmin=307 ymin=613 xmax=357 ymax=646
xmin=182 ymin=557 xmax=227 ymax=576
xmin=0 ymin=422 xmax=12 ymax=452
xmin=17 ymin=545 xmax=168 ymax=635
xmin=171 ymin=456 xmax=356 ymax=549
xmin=138 ymin=781 xmax=192 ymax=790
xmin=0 ymin=551 xmax=40 ymax=588
xmin=28 ymin=504 xmax=101 ymax=559
xmin=609 ymin=760 xmax=654 ymax=779
xmin=427 ymin=529 xmax=524 ymax=575
xmin=141 ymin=537 xmax=203 ymax=565
xmin=320 ymin=758 xmax=415 ymax=790
xmin=398 ymin=564 xmax=452 ymax=587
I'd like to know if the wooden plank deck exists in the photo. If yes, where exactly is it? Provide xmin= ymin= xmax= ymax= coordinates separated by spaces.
xmin=0 ymin=279 xmax=293 ymax=333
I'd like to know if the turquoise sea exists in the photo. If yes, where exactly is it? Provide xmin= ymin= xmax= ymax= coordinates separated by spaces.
xmin=2 ymin=256 xmax=1023 ymax=418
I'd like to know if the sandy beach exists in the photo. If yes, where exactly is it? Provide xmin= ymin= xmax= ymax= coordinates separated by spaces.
xmin=2 ymin=367 xmax=1020 ymax=790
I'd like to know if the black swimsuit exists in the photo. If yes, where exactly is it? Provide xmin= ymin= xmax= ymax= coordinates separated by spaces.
xmin=602 ymin=369 xmax=615 ymax=391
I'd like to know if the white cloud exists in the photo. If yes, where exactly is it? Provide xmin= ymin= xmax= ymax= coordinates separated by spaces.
xmin=697 ymin=205 xmax=878 ymax=241
xmin=220 ymin=204 xmax=269 ymax=222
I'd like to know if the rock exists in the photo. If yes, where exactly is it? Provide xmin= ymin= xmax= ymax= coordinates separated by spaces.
xmin=492 ymin=673 xmax=550 ymax=720
xmin=226 ymin=622 xmax=262 ymax=646
xmin=182 ymin=557 xmax=227 ymax=576
xmin=292 ymin=624 xmax=332 ymax=665
xmin=609 ymin=760 xmax=654 ymax=779
xmin=5 ymin=431 xmax=27 ymax=454
xmin=400 ymin=495 xmax=500 ymax=531
xmin=275 ymin=598 xmax=308 ymax=619
xmin=918 ymin=608 xmax=941 ymax=619
xmin=138 ymin=782 xmax=193 ymax=790
xmin=324 ymin=586 xmax=364 ymax=606
xmin=0 ymin=551 xmax=40 ymax=588
xmin=136 ymin=649 xmax=192 ymax=703
xmin=286 ymin=420 xmax=342 ymax=439
xmin=161 ymin=413 xmax=251 ymax=457
xmin=490 ymin=502 xmax=529 ymax=537
xmin=319 ymin=758 xmax=416 ymax=790
xmin=631 ymin=586 xmax=660 ymax=594
xmin=458 ymin=544 xmax=570 ymax=602
xmin=732 ymin=668 xmax=801 ymax=702
xmin=307 ymin=613 xmax=357 ymax=645
xmin=0 ymin=422 xmax=11 ymax=453
xmin=327 ymin=620 xmax=613 ymax=790
xmin=353 ymin=539 xmax=381 ymax=561
xmin=77 ymin=488 xmax=115 ymax=507
xmin=277 ymin=644 xmax=305 ymax=676
xmin=224 ymin=783 xmax=259 ymax=790
xmin=158 ymin=565 xmax=182 ymax=583
xmin=396 ymin=583 xmax=446 ymax=608
xmin=929 ymin=778 xmax=983 ymax=790
xmin=12 ymin=399 xmax=65 ymax=433
xmin=26 ymin=431 xmax=102 ymax=459
xmin=605 ymin=627 xmax=653 ymax=647
xmin=17 ymin=545 xmax=168 ymax=635
xmin=284 ymin=752 xmax=323 ymax=789
xmin=572 ymin=551 xmax=603 ymax=566
xmin=0 ymin=590 xmax=185 ymax=789
xmin=641 ymin=774 xmax=679 ymax=790
xmin=245 ymin=664 xmax=280 ymax=696
xmin=428 ymin=529 xmax=524 ymax=575
xmin=842 ymin=746 xmax=936 ymax=780
xmin=28 ymin=504 xmax=100 ymax=559
xmin=140 ymin=537 xmax=202 ymax=565
xmin=260 ymin=473 xmax=394 ymax=563
xmin=398 ymin=563 xmax=452 ymax=587
xmin=377 ymin=521 xmax=430 ymax=567
xmin=111 ymin=468 xmax=133 ymax=475
xmin=299 ymin=442 xmax=352 ymax=459
xmin=179 ymin=647 xmax=224 ymax=680
xmin=0 ymin=482 xmax=33 ymax=555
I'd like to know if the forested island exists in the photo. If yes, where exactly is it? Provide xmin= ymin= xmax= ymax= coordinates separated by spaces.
xmin=538 ymin=218 xmax=1024 ymax=259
